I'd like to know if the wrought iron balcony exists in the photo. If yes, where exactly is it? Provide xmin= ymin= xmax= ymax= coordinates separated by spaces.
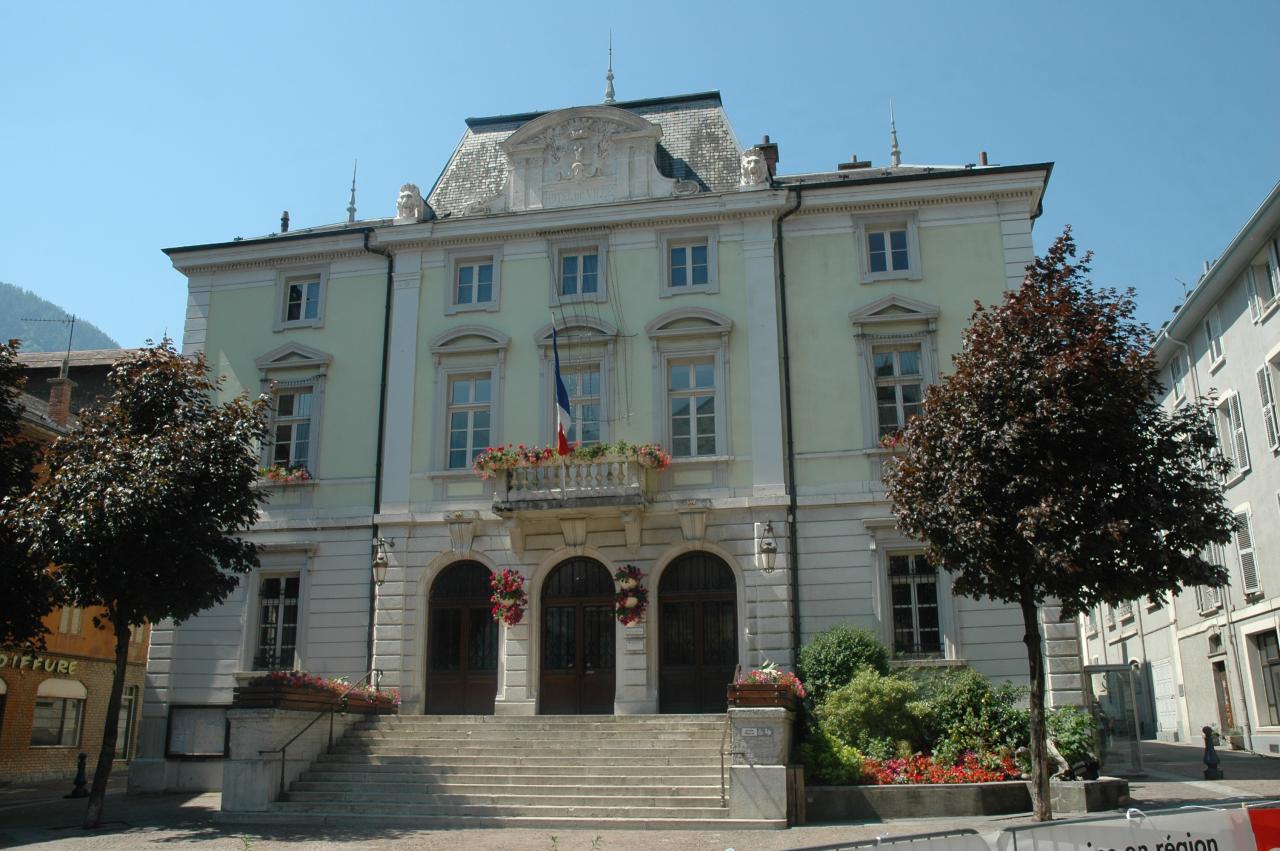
xmin=493 ymin=453 xmax=651 ymax=512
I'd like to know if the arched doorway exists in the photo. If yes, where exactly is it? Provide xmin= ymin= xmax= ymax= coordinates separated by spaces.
xmin=659 ymin=552 xmax=738 ymax=713
xmin=540 ymin=557 xmax=615 ymax=714
xmin=426 ymin=561 xmax=498 ymax=714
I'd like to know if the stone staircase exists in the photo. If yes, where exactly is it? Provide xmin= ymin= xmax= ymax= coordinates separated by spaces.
xmin=260 ymin=714 xmax=784 ymax=830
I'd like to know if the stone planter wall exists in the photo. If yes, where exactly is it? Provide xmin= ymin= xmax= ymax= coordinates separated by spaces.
xmin=222 ymin=707 xmax=363 ymax=812
xmin=806 ymin=781 xmax=1033 ymax=821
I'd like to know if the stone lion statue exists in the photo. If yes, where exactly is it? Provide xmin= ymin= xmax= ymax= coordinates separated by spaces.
xmin=740 ymin=148 xmax=769 ymax=188
xmin=395 ymin=183 xmax=424 ymax=223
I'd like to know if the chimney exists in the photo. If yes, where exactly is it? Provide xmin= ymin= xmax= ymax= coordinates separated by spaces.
xmin=838 ymin=153 xmax=873 ymax=171
xmin=756 ymin=135 xmax=779 ymax=177
xmin=281 ymin=210 xmax=290 ymax=233
xmin=46 ymin=361 xmax=76 ymax=428
xmin=979 ymin=151 xmax=988 ymax=166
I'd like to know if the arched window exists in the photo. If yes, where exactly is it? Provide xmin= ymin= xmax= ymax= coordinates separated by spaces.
xmin=32 ymin=678 xmax=87 ymax=747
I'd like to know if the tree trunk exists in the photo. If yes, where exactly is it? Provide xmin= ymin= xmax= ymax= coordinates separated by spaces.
xmin=1020 ymin=593 xmax=1052 ymax=821
xmin=83 ymin=616 xmax=130 ymax=828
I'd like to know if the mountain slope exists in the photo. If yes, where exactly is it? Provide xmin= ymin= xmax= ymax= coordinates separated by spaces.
xmin=0 ymin=282 xmax=120 ymax=352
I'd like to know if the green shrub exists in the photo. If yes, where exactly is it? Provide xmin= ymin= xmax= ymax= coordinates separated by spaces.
xmin=796 ymin=624 xmax=891 ymax=704
xmin=1047 ymin=705 xmax=1097 ymax=765
xmin=903 ymin=667 xmax=1029 ymax=760
xmin=816 ymin=668 xmax=921 ymax=752
xmin=798 ymin=727 xmax=864 ymax=785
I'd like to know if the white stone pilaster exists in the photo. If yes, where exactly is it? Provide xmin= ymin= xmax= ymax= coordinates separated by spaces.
xmin=742 ymin=217 xmax=786 ymax=495
xmin=379 ymin=251 xmax=423 ymax=515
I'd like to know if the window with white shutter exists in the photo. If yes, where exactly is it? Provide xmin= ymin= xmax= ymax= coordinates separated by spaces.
xmin=1196 ymin=543 xmax=1226 ymax=613
xmin=1234 ymin=510 xmax=1260 ymax=595
xmin=1258 ymin=365 xmax=1279 ymax=451
xmin=1246 ymin=268 xmax=1263 ymax=322
xmin=1169 ymin=356 xmax=1187 ymax=402
xmin=1204 ymin=310 xmax=1224 ymax=363
xmin=1223 ymin=394 xmax=1254 ymax=473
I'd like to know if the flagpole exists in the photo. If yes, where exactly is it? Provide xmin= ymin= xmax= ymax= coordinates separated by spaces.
xmin=552 ymin=312 xmax=568 ymax=502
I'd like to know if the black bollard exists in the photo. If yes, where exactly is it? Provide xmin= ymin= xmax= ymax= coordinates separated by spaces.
xmin=65 ymin=752 xmax=89 ymax=798
xmin=1202 ymin=726 xmax=1224 ymax=780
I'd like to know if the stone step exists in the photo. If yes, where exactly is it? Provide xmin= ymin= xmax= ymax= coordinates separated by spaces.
xmin=219 ymin=811 xmax=785 ymax=831
xmin=359 ymin=714 xmax=724 ymax=725
xmin=284 ymin=790 xmax=723 ymax=808
xmin=268 ymin=800 xmax=735 ymax=820
xmin=346 ymin=729 xmax=720 ymax=741
xmin=331 ymin=744 xmax=721 ymax=757
xmin=302 ymin=764 xmax=721 ymax=780
xmin=316 ymin=752 xmax=719 ymax=767
xmin=291 ymin=780 xmax=722 ymax=797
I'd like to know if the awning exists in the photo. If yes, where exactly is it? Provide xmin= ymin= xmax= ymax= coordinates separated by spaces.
xmin=36 ymin=678 xmax=86 ymax=700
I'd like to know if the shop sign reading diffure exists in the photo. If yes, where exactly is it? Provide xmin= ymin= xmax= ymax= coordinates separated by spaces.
xmin=0 ymin=652 xmax=80 ymax=675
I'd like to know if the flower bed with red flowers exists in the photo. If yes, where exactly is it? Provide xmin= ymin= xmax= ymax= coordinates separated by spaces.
xmin=861 ymin=751 xmax=1021 ymax=785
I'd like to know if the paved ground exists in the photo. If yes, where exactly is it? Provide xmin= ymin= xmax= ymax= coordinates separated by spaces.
xmin=1 ymin=742 xmax=1276 ymax=850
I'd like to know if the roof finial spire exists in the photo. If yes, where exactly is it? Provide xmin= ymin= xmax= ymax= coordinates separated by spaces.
xmin=889 ymin=99 xmax=901 ymax=168
xmin=346 ymin=160 xmax=358 ymax=224
xmin=603 ymin=31 xmax=616 ymax=105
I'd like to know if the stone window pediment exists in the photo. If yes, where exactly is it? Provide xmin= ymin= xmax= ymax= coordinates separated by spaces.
xmin=849 ymin=295 xmax=939 ymax=334
xmin=645 ymin=307 xmax=733 ymax=343
xmin=430 ymin=326 xmax=512 ymax=358
xmin=254 ymin=342 xmax=333 ymax=375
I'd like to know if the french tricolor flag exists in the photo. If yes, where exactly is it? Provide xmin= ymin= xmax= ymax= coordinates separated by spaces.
xmin=552 ymin=323 xmax=572 ymax=455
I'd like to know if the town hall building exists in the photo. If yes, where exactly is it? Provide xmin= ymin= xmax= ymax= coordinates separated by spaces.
xmin=130 ymin=85 xmax=1073 ymax=793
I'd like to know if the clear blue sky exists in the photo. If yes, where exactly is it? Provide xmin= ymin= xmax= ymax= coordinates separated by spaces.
xmin=2 ymin=1 xmax=1277 ymax=348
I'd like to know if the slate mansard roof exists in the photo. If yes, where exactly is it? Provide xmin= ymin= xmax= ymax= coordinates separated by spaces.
xmin=427 ymin=92 xmax=742 ymax=217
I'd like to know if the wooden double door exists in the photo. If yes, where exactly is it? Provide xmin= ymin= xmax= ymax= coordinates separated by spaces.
xmin=540 ymin=558 xmax=616 ymax=714
xmin=426 ymin=561 xmax=498 ymax=714
xmin=659 ymin=552 xmax=738 ymax=713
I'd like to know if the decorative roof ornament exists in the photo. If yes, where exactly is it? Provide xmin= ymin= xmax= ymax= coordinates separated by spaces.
xmin=346 ymin=160 xmax=358 ymax=224
xmin=739 ymin=147 xmax=769 ymax=190
xmin=394 ymin=183 xmax=425 ymax=225
xmin=890 ymin=99 xmax=901 ymax=168
xmin=603 ymin=32 xmax=615 ymax=105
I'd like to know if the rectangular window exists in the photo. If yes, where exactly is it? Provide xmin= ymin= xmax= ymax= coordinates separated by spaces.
xmin=284 ymin=276 xmax=321 ymax=323
xmin=1204 ymin=310 xmax=1224 ymax=363
xmin=868 ymin=228 xmax=910 ymax=274
xmin=562 ymin=363 xmax=602 ymax=446
xmin=889 ymin=553 xmax=942 ymax=657
xmin=669 ymin=241 xmax=710 ymax=289
xmin=253 ymin=574 xmax=299 ymax=670
xmin=447 ymin=374 xmax=492 ymax=469
xmin=58 ymin=606 xmax=83 ymax=635
xmin=1234 ymin=510 xmax=1260 ymax=594
xmin=1260 ymin=250 xmax=1279 ymax=304
xmin=560 ymin=251 xmax=599 ymax=297
xmin=1246 ymin=266 xmax=1276 ymax=322
xmin=271 ymin=388 xmax=313 ymax=469
xmin=874 ymin=344 xmax=924 ymax=438
xmin=1197 ymin=543 xmax=1226 ymax=613
xmin=669 ymin=359 xmax=717 ymax=457
xmin=31 ymin=698 xmax=83 ymax=746
xmin=1257 ymin=365 xmax=1279 ymax=451
xmin=1258 ymin=631 xmax=1280 ymax=726
xmin=116 ymin=685 xmax=138 ymax=758
xmin=455 ymin=259 xmax=494 ymax=306
xmin=1116 ymin=599 xmax=1134 ymax=621
xmin=1170 ymin=355 xmax=1187 ymax=402
xmin=1087 ymin=607 xmax=1099 ymax=633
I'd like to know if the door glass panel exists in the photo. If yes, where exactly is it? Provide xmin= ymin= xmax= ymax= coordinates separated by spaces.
xmin=583 ymin=606 xmax=614 ymax=670
xmin=543 ymin=606 xmax=576 ymax=670
xmin=468 ymin=607 xmax=498 ymax=671
xmin=662 ymin=602 xmax=696 ymax=665
xmin=429 ymin=608 xmax=462 ymax=671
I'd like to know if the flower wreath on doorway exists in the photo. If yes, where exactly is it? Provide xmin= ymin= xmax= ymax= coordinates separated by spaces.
xmin=613 ymin=565 xmax=648 ymax=626
xmin=489 ymin=568 xmax=528 ymax=626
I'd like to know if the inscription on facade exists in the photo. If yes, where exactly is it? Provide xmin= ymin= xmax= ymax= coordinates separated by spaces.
xmin=0 ymin=652 xmax=80 ymax=674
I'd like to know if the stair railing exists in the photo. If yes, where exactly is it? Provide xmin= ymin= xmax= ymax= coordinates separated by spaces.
xmin=258 ymin=668 xmax=383 ymax=798
xmin=720 ymin=664 xmax=743 ymax=806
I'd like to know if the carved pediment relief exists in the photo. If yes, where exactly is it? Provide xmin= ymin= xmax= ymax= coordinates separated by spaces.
xmin=481 ymin=106 xmax=682 ymax=213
